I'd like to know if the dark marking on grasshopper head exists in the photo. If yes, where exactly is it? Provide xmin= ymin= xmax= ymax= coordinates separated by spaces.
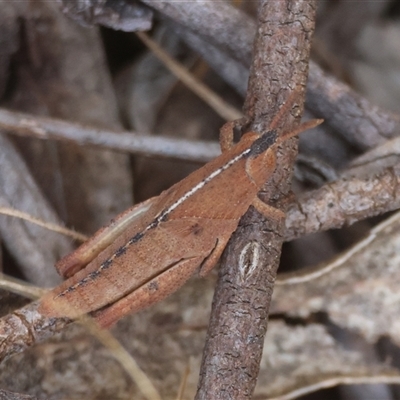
xmin=248 ymin=130 xmax=277 ymax=158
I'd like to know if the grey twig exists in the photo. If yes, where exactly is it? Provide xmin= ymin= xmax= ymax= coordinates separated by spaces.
xmin=0 ymin=301 xmax=69 ymax=362
xmin=285 ymin=164 xmax=400 ymax=241
xmin=307 ymin=61 xmax=400 ymax=150
xmin=196 ymin=2 xmax=318 ymax=399
xmin=0 ymin=108 xmax=220 ymax=163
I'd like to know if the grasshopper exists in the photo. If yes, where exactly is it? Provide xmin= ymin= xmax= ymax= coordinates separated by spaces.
xmin=39 ymin=102 xmax=322 ymax=327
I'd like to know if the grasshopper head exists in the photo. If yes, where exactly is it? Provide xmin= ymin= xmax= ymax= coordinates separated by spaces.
xmin=245 ymin=119 xmax=323 ymax=187
xmin=248 ymin=130 xmax=278 ymax=158
xmin=245 ymin=130 xmax=279 ymax=187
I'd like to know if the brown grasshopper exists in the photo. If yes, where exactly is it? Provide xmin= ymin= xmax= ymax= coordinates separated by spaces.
xmin=39 ymin=103 xmax=322 ymax=327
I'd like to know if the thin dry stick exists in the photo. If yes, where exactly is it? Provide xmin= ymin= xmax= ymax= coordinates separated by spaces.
xmin=196 ymin=1 xmax=318 ymax=399
xmin=0 ymin=301 xmax=70 ymax=362
xmin=0 ymin=207 xmax=88 ymax=242
xmin=284 ymin=164 xmax=400 ymax=241
xmin=136 ymin=31 xmax=243 ymax=121
xmin=0 ymin=108 xmax=220 ymax=163
xmin=307 ymin=60 xmax=400 ymax=150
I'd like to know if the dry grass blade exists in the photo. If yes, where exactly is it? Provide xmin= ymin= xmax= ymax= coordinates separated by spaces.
xmin=176 ymin=360 xmax=191 ymax=400
xmin=0 ymin=207 xmax=88 ymax=243
xmin=136 ymin=31 xmax=243 ymax=121
xmin=78 ymin=315 xmax=162 ymax=400
xmin=0 ymin=274 xmax=46 ymax=300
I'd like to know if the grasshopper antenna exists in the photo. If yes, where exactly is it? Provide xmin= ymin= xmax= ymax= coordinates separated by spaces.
xmin=277 ymin=119 xmax=324 ymax=144
xmin=268 ymin=90 xmax=300 ymax=131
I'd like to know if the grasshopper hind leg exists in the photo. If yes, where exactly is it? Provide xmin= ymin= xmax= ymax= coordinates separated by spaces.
xmin=199 ymin=236 xmax=231 ymax=276
xmin=94 ymin=236 xmax=231 ymax=327
xmin=93 ymin=256 xmax=204 ymax=327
